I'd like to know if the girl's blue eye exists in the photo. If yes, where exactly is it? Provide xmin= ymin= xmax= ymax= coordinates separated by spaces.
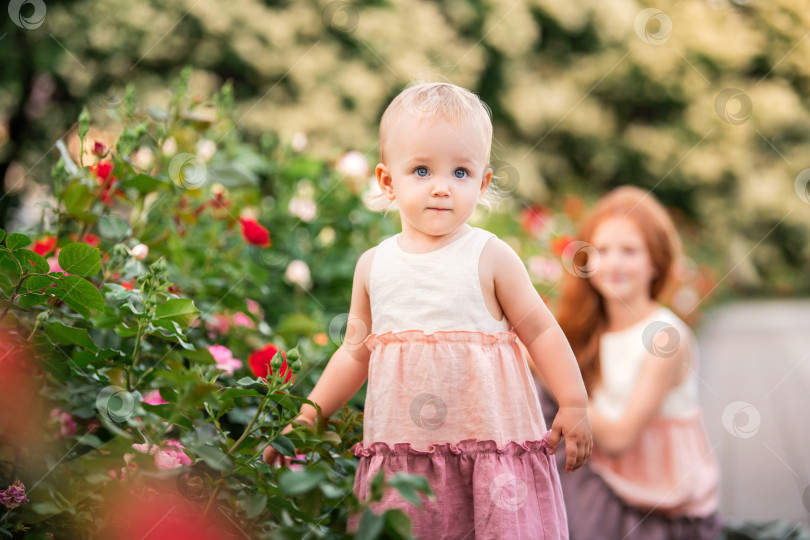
xmin=415 ymin=166 xmax=428 ymax=177
xmin=454 ymin=168 xmax=469 ymax=179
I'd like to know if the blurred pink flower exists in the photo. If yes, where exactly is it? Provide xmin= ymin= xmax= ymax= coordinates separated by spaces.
xmin=132 ymin=442 xmax=158 ymax=455
xmin=47 ymin=249 xmax=64 ymax=273
xmin=246 ymin=299 xmax=260 ymax=315
xmin=142 ymin=389 xmax=168 ymax=406
xmin=49 ymin=407 xmax=77 ymax=440
xmin=155 ymin=440 xmax=192 ymax=470
xmin=205 ymin=313 xmax=231 ymax=338
xmin=528 ymin=256 xmax=563 ymax=283
xmin=207 ymin=344 xmax=243 ymax=376
xmin=232 ymin=311 xmax=255 ymax=329
xmin=289 ymin=453 xmax=307 ymax=472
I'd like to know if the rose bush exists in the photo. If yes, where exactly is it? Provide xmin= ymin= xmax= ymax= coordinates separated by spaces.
xmin=0 ymin=69 xmax=431 ymax=539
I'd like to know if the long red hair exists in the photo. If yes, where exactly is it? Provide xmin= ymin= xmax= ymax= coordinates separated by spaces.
xmin=555 ymin=186 xmax=682 ymax=394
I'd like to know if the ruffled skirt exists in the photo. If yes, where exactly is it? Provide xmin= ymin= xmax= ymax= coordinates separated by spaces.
xmin=348 ymin=433 xmax=568 ymax=539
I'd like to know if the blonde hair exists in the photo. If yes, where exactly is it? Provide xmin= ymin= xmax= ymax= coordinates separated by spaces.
xmin=364 ymin=81 xmax=507 ymax=215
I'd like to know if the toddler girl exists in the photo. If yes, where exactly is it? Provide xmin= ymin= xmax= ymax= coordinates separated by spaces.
xmin=266 ymin=82 xmax=591 ymax=539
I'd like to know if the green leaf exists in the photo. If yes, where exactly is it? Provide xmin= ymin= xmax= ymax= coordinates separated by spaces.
xmin=51 ymin=275 xmax=105 ymax=318
xmin=383 ymin=509 xmax=413 ymax=538
xmin=388 ymin=473 xmax=432 ymax=506
xmin=190 ymin=443 xmax=232 ymax=472
xmin=278 ymin=469 xmax=325 ymax=495
xmin=220 ymin=388 xmax=262 ymax=401
xmin=98 ymin=214 xmax=131 ymax=240
xmin=78 ymin=107 xmax=90 ymax=141
xmin=63 ymin=181 xmax=96 ymax=220
xmin=241 ymin=493 xmax=267 ymax=520
xmin=121 ymin=173 xmax=169 ymax=192
xmin=0 ymin=299 xmax=26 ymax=311
xmin=154 ymin=298 xmax=200 ymax=329
xmin=17 ymin=293 xmax=50 ymax=308
xmin=0 ymin=229 xmax=4 ymax=242
xmin=6 ymin=233 xmax=31 ymax=250
xmin=0 ymin=250 xmax=21 ymax=293
xmin=356 ymin=509 xmax=385 ymax=540
xmin=269 ymin=435 xmax=297 ymax=458
xmin=207 ymin=162 xmax=259 ymax=188
xmin=21 ymin=274 xmax=53 ymax=292
xmin=16 ymin=249 xmax=49 ymax=273
xmin=44 ymin=321 xmax=98 ymax=352
xmin=58 ymin=242 xmax=101 ymax=276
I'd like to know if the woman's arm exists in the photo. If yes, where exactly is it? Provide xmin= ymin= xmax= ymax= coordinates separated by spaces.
xmin=589 ymin=330 xmax=692 ymax=458
xmin=487 ymin=238 xmax=592 ymax=472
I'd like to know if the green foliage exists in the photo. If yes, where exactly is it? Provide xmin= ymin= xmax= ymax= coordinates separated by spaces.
xmin=0 ymin=73 xmax=419 ymax=539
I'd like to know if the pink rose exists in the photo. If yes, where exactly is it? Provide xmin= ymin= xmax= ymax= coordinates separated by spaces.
xmin=142 ymin=389 xmax=168 ymax=406
xmin=206 ymin=345 xmax=243 ymax=376
xmin=231 ymin=312 xmax=255 ymax=329
xmin=155 ymin=440 xmax=192 ymax=470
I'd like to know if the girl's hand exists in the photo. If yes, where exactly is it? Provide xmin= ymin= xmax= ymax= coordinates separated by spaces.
xmin=262 ymin=417 xmax=313 ymax=467
xmin=547 ymin=406 xmax=593 ymax=473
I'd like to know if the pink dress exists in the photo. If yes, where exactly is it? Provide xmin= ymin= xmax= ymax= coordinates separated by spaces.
xmin=347 ymin=226 xmax=568 ymax=539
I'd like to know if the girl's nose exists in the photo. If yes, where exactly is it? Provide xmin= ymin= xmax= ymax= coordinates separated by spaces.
xmin=431 ymin=177 xmax=452 ymax=196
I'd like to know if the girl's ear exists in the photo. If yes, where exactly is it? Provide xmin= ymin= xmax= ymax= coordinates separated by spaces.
xmin=480 ymin=167 xmax=493 ymax=196
xmin=376 ymin=163 xmax=395 ymax=200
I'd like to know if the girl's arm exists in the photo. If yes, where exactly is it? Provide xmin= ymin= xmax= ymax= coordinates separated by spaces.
xmin=486 ymin=238 xmax=592 ymax=472
xmin=295 ymin=248 xmax=375 ymax=426
xmin=588 ymin=330 xmax=692 ymax=457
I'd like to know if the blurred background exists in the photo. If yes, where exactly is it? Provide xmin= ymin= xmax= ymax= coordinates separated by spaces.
xmin=1 ymin=0 xmax=809 ymax=531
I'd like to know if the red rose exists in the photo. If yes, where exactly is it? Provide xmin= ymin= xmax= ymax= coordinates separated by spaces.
xmin=248 ymin=344 xmax=292 ymax=383
xmin=92 ymin=161 xmax=114 ymax=182
xmin=551 ymin=235 xmax=575 ymax=256
xmin=520 ymin=205 xmax=551 ymax=238
xmin=239 ymin=218 xmax=271 ymax=247
xmin=32 ymin=236 xmax=57 ymax=256
xmin=92 ymin=141 xmax=106 ymax=157
xmin=82 ymin=233 xmax=100 ymax=247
